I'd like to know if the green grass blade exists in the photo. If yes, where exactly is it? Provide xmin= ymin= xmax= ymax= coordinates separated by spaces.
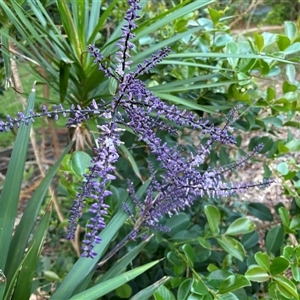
xmin=0 ymin=83 xmax=36 ymax=299
xmin=153 ymin=92 xmax=220 ymax=113
xmin=134 ymin=0 xmax=215 ymax=40
xmin=0 ymin=29 xmax=11 ymax=84
xmin=69 ymin=260 xmax=160 ymax=300
xmin=88 ymin=0 xmax=118 ymax=44
xmin=4 ymin=142 xmax=74 ymax=291
xmin=56 ymin=0 xmax=81 ymax=58
xmin=168 ymin=52 xmax=299 ymax=64
xmin=87 ymin=0 xmax=101 ymax=41
xmin=11 ymin=210 xmax=51 ymax=300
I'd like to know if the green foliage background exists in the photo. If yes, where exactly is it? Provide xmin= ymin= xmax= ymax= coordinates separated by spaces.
xmin=0 ymin=0 xmax=300 ymax=299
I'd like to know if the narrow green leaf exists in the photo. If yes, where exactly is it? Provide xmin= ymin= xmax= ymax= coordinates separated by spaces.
xmin=0 ymin=29 xmax=11 ymax=83
xmin=154 ymin=92 xmax=217 ymax=114
xmin=168 ymin=52 xmax=297 ymax=64
xmin=96 ymin=238 xmax=150 ymax=284
xmin=245 ymin=265 xmax=270 ymax=282
xmin=225 ymin=217 xmax=255 ymax=236
xmin=68 ymin=260 xmax=160 ymax=300
xmin=204 ymin=205 xmax=220 ymax=235
xmin=56 ymin=0 xmax=81 ymax=58
xmin=59 ymin=59 xmax=72 ymax=102
xmin=88 ymin=0 xmax=118 ymax=44
xmin=0 ymin=83 xmax=35 ymax=275
xmin=4 ymin=142 xmax=73 ymax=293
xmin=11 ymin=210 xmax=51 ymax=300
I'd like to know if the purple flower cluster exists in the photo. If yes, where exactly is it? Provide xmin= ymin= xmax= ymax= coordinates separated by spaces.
xmin=0 ymin=0 xmax=273 ymax=258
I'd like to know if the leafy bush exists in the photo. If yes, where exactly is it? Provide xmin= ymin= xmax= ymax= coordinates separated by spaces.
xmin=0 ymin=1 xmax=300 ymax=300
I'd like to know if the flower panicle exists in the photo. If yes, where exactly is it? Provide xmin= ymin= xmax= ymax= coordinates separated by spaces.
xmin=0 ymin=100 xmax=106 ymax=133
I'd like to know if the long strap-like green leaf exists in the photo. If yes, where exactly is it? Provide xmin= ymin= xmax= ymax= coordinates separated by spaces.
xmin=0 ymin=83 xmax=36 ymax=299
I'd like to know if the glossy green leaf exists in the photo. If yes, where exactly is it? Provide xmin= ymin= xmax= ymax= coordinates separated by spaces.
xmin=283 ymin=42 xmax=300 ymax=55
xmin=247 ymin=202 xmax=273 ymax=221
xmin=284 ymin=21 xmax=297 ymax=41
xmin=44 ymin=271 xmax=61 ymax=282
xmin=182 ymin=244 xmax=195 ymax=268
xmin=153 ymin=284 xmax=176 ymax=300
xmin=204 ymin=205 xmax=220 ymax=235
xmin=278 ymin=206 xmax=290 ymax=227
xmin=191 ymin=279 xmax=208 ymax=295
xmin=273 ymin=275 xmax=299 ymax=299
xmin=214 ymin=292 xmax=239 ymax=300
xmin=245 ymin=266 xmax=270 ymax=282
xmin=291 ymin=264 xmax=300 ymax=281
xmin=197 ymin=237 xmax=211 ymax=250
xmin=225 ymin=42 xmax=239 ymax=69
xmin=207 ymin=270 xmax=233 ymax=289
xmin=218 ymin=274 xmax=251 ymax=294
xmin=116 ymin=283 xmax=132 ymax=298
xmin=167 ymin=251 xmax=184 ymax=266
xmin=241 ymin=231 xmax=259 ymax=249
xmin=254 ymin=32 xmax=264 ymax=52
xmin=284 ymin=139 xmax=300 ymax=152
xmin=255 ymin=252 xmax=270 ymax=272
xmin=132 ymin=276 xmax=171 ymax=300
xmin=68 ymin=260 xmax=160 ymax=300
xmin=266 ymin=225 xmax=284 ymax=254
xmin=286 ymin=64 xmax=296 ymax=83
xmin=177 ymin=279 xmax=193 ymax=300
xmin=217 ymin=236 xmax=245 ymax=261
xmin=208 ymin=8 xmax=219 ymax=26
xmin=277 ymin=35 xmax=291 ymax=51
xmin=270 ymin=257 xmax=290 ymax=275
xmin=290 ymin=215 xmax=300 ymax=230
xmin=225 ymin=217 xmax=255 ymax=236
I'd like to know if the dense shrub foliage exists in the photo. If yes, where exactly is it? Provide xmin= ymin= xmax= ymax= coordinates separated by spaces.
xmin=0 ymin=0 xmax=300 ymax=299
